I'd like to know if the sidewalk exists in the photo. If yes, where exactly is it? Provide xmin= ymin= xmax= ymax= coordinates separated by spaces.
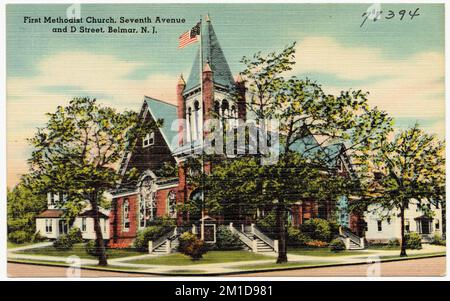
xmin=8 ymin=243 xmax=446 ymax=275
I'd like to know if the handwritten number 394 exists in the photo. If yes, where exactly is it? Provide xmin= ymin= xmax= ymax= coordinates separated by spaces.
xmin=360 ymin=8 xmax=420 ymax=27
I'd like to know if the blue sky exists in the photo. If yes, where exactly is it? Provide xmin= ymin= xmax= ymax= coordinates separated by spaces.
xmin=6 ymin=3 xmax=445 ymax=186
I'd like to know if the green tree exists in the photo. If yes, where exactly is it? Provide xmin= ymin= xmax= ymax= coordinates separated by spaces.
xmin=218 ymin=43 xmax=393 ymax=263
xmin=7 ymin=176 xmax=47 ymax=243
xmin=352 ymin=125 xmax=445 ymax=257
xmin=27 ymin=97 xmax=159 ymax=266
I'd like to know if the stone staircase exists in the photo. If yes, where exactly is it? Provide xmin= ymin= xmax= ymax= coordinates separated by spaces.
xmin=230 ymin=223 xmax=278 ymax=254
xmin=151 ymin=238 xmax=180 ymax=255
xmin=148 ymin=227 xmax=182 ymax=255
xmin=339 ymin=227 xmax=365 ymax=250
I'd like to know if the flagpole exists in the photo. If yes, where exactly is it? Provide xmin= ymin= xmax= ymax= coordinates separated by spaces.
xmin=199 ymin=15 xmax=205 ymax=242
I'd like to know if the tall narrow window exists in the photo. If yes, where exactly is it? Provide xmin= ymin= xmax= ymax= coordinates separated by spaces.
xmin=187 ymin=107 xmax=192 ymax=143
xmin=377 ymin=220 xmax=382 ymax=232
xmin=81 ymin=217 xmax=87 ymax=232
xmin=139 ymin=194 xmax=146 ymax=228
xmin=405 ymin=219 xmax=410 ymax=233
xmin=435 ymin=219 xmax=440 ymax=230
xmin=123 ymin=198 xmax=130 ymax=231
xmin=45 ymin=219 xmax=52 ymax=233
xmin=167 ymin=190 xmax=177 ymax=218
xmin=194 ymin=101 xmax=200 ymax=141
xmin=48 ymin=192 xmax=55 ymax=206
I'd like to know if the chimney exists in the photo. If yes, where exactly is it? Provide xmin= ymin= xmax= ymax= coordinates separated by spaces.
xmin=177 ymin=74 xmax=186 ymax=146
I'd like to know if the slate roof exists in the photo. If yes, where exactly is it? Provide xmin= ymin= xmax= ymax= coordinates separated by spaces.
xmin=184 ymin=19 xmax=235 ymax=93
xmin=144 ymin=96 xmax=178 ymax=152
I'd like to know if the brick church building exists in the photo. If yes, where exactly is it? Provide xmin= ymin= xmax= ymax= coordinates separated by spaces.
xmin=108 ymin=18 xmax=363 ymax=248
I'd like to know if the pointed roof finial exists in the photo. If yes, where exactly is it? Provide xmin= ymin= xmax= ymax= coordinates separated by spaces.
xmin=205 ymin=14 xmax=210 ymax=22
xmin=203 ymin=62 xmax=212 ymax=72
xmin=178 ymin=74 xmax=186 ymax=85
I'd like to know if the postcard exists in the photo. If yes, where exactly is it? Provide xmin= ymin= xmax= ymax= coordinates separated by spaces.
xmin=5 ymin=2 xmax=446 ymax=279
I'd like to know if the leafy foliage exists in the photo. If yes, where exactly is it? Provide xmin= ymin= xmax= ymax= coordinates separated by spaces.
xmin=133 ymin=226 xmax=172 ymax=252
xmin=215 ymin=226 xmax=243 ymax=250
xmin=27 ymin=97 xmax=160 ymax=266
xmin=405 ymin=232 xmax=422 ymax=250
xmin=301 ymin=218 xmax=333 ymax=242
xmin=67 ymin=227 xmax=83 ymax=244
xmin=53 ymin=234 xmax=73 ymax=251
xmin=178 ymin=232 xmax=208 ymax=260
xmin=200 ymin=42 xmax=393 ymax=263
xmin=329 ymin=238 xmax=346 ymax=252
xmin=287 ymin=226 xmax=311 ymax=246
xmin=7 ymin=178 xmax=47 ymax=244
xmin=430 ymin=234 xmax=445 ymax=246
xmin=8 ymin=230 xmax=32 ymax=244
xmin=352 ymin=125 xmax=445 ymax=256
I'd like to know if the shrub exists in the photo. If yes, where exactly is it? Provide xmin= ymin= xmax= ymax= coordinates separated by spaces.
xmin=304 ymin=240 xmax=328 ymax=248
xmin=53 ymin=234 xmax=73 ymax=250
xmin=85 ymin=240 xmax=98 ymax=256
xmin=215 ymin=226 xmax=242 ymax=250
xmin=405 ymin=232 xmax=422 ymax=249
xmin=301 ymin=218 xmax=332 ymax=242
xmin=8 ymin=230 xmax=31 ymax=244
xmin=387 ymin=238 xmax=400 ymax=248
xmin=67 ymin=227 xmax=83 ymax=244
xmin=287 ymin=226 xmax=311 ymax=246
xmin=31 ymin=231 xmax=46 ymax=243
xmin=329 ymin=238 xmax=346 ymax=252
xmin=430 ymin=234 xmax=446 ymax=246
xmin=134 ymin=225 xmax=172 ymax=251
xmin=178 ymin=232 xmax=208 ymax=260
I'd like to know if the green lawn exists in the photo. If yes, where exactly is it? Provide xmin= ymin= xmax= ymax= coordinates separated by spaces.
xmin=288 ymin=247 xmax=371 ymax=257
xmin=7 ymin=241 xmax=43 ymax=249
xmin=237 ymin=260 xmax=338 ymax=271
xmin=367 ymin=245 xmax=400 ymax=250
xmin=125 ymin=251 xmax=273 ymax=266
xmin=17 ymin=243 xmax=143 ymax=259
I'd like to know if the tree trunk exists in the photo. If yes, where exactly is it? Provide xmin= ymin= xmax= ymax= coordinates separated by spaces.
xmin=92 ymin=199 xmax=108 ymax=266
xmin=400 ymin=205 xmax=407 ymax=257
xmin=276 ymin=202 xmax=288 ymax=263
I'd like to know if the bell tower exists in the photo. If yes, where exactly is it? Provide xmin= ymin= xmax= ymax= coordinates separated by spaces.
xmin=177 ymin=16 xmax=246 ymax=148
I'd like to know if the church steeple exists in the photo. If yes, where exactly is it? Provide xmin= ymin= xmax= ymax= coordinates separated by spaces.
xmin=184 ymin=17 xmax=235 ymax=94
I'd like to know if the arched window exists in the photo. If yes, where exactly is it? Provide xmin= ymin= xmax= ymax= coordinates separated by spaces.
xmin=167 ymin=190 xmax=177 ymax=218
xmin=214 ymin=100 xmax=221 ymax=117
xmin=221 ymin=99 xmax=229 ymax=117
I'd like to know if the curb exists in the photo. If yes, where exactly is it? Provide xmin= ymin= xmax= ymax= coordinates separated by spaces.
xmin=8 ymin=253 xmax=446 ymax=277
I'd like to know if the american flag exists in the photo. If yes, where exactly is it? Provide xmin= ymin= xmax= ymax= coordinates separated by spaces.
xmin=178 ymin=22 xmax=201 ymax=49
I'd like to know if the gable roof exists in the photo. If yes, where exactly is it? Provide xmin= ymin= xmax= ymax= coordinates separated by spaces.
xmin=184 ymin=19 xmax=235 ymax=93
xmin=36 ymin=209 xmax=64 ymax=218
xmin=144 ymin=96 xmax=178 ymax=152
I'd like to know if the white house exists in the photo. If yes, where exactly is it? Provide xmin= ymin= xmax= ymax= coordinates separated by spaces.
xmin=364 ymin=200 xmax=443 ymax=243
xmin=36 ymin=192 xmax=110 ymax=240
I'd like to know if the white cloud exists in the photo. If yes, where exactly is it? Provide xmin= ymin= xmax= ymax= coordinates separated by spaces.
xmin=7 ymin=51 xmax=179 ymax=187
xmin=290 ymin=37 xmax=445 ymax=121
